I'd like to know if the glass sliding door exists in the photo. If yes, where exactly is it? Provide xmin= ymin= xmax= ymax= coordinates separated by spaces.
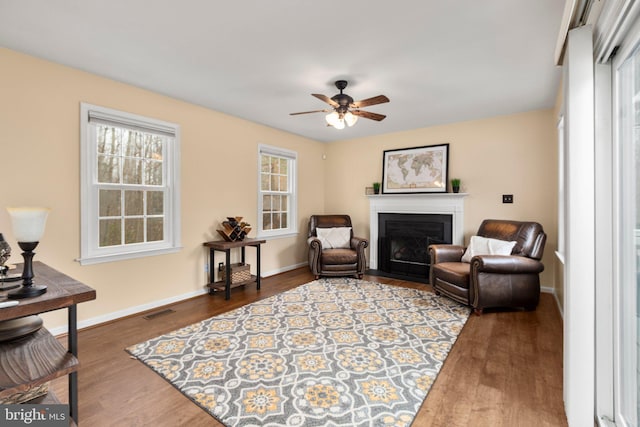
xmin=614 ymin=36 xmax=640 ymax=427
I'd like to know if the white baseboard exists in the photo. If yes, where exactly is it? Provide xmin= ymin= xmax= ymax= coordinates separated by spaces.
xmin=262 ymin=262 xmax=307 ymax=277
xmin=48 ymin=287 xmax=209 ymax=336
xmin=553 ymin=291 xmax=564 ymax=320
xmin=540 ymin=285 xmax=564 ymax=319
xmin=48 ymin=262 xmax=309 ymax=336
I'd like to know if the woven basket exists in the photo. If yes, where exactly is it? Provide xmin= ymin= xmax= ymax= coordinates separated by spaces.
xmin=0 ymin=382 xmax=49 ymax=404
xmin=220 ymin=263 xmax=251 ymax=284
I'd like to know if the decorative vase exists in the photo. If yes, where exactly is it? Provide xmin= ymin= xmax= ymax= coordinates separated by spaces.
xmin=452 ymin=186 xmax=460 ymax=193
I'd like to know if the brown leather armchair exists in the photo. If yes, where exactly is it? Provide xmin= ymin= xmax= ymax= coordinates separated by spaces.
xmin=308 ymin=215 xmax=369 ymax=279
xmin=428 ymin=219 xmax=546 ymax=315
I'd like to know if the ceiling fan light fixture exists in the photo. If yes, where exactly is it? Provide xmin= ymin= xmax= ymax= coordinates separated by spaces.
xmin=344 ymin=111 xmax=358 ymax=127
xmin=325 ymin=111 xmax=345 ymax=129
xmin=292 ymin=80 xmax=388 ymax=129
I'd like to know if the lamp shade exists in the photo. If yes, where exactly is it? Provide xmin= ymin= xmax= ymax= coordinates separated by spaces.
xmin=325 ymin=111 xmax=341 ymax=127
xmin=344 ymin=111 xmax=358 ymax=127
xmin=7 ymin=208 xmax=50 ymax=242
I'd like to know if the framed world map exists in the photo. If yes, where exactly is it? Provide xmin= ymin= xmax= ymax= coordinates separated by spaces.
xmin=381 ymin=143 xmax=449 ymax=193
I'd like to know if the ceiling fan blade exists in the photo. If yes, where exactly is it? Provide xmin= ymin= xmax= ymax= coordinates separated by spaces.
xmin=352 ymin=110 xmax=386 ymax=121
xmin=312 ymin=94 xmax=340 ymax=108
xmin=290 ymin=109 xmax=330 ymax=115
xmin=351 ymin=95 xmax=390 ymax=108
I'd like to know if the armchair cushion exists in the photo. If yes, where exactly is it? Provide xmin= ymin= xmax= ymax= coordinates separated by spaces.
xmin=316 ymin=227 xmax=352 ymax=249
xmin=432 ymin=262 xmax=470 ymax=284
xmin=321 ymin=248 xmax=359 ymax=265
xmin=460 ymin=235 xmax=517 ymax=263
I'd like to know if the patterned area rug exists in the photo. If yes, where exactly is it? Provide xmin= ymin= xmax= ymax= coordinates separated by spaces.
xmin=126 ymin=278 xmax=469 ymax=426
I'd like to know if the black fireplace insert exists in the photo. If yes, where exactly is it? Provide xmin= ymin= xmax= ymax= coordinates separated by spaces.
xmin=376 ymin=213 xmax=452 ymax=282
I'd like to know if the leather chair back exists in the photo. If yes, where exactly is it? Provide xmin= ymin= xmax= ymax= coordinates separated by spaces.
xmin=477 ymin=219 xmax=546 ymax=260
xmin=308 ymin=215 xmax=354 ymax=239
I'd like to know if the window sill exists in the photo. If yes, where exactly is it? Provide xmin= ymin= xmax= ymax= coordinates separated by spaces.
xmin=77 ymin=246 xmax=182 ymax=265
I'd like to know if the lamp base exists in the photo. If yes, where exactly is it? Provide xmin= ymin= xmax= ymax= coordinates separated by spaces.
xmin=8 ymin=284 xmax=47 ymax=299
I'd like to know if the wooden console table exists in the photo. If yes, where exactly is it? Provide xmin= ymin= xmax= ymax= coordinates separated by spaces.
xmin=203 ymin=238 xmax=265 ymax=300
xmin=0 ymin=261 xmax=96 ymax=426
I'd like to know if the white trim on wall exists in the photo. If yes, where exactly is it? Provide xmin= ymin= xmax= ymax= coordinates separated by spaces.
xmin=564 ymin=24 xmax=596 ymax=427
xmin=594 ymin=61 xmax=615 ymax=423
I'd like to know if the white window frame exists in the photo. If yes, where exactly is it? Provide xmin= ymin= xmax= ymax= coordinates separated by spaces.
xmin=257 ymin=144 xmax=298 ymax=239
xmin=79 ymin=103 xmax=181 ymax=265
xmin=592 ymin=3 xmax=640 ymax=426
xmin=611 ymin=26 xmax=640 ymax=427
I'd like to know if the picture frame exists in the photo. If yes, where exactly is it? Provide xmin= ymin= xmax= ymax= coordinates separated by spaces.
xmin=382 ymin=143 xmax=449 ymax=194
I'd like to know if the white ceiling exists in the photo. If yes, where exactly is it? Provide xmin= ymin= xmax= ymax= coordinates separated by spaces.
xmin=0 ymin=1 xmax=564 ymax=143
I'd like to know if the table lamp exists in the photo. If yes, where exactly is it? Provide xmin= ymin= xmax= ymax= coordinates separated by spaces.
xmin=6 ymin=207 xmax=50 ymax=299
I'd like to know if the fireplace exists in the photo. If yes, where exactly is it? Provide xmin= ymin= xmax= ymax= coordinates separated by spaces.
xmin=378 ymin=213 xmax=452 ymax=281
xmin=367 ymin=193 xmax=467 ymax=283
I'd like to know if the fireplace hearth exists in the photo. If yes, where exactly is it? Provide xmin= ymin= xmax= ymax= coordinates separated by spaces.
xmin=376 ymin=213 xmax=452 ymax=282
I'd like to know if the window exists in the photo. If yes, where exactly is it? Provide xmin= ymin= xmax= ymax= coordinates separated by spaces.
xmin=80 ymin=103 xmax=181 ymax=264
xmin=257 ymin=144 xmax=297 ymax=238
xmin=614 ymin=38 xmax=640 ymax=427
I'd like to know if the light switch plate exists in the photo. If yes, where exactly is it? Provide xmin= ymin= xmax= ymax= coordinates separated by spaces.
xmin=503 ymin=194 xmax=514 ymax=204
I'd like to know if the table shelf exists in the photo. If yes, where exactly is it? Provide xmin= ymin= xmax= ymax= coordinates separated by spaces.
xmin=207 ymin=275 xmax=259 ymax=293
xmin=0 ymin=327 xmax=79 ymax=401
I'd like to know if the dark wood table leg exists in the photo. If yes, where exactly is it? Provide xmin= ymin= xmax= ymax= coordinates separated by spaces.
xmin=225 ymin=249 xmax=231 ymax=300
xmin=208 ymin=248 xmax=215 ymax=294
xmin=68 ymin=304 xmax=78 ymax=425
xmin=256 ymin=244 xmax=261 ymax=290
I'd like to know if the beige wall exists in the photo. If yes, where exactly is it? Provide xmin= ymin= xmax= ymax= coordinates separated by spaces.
xmin=324 ymin=110 xmax=558 ymax=287
xmin=0 ymin=48 xmax=325 ymax=329
xmin=1 ymin=48 xmax=559 ymax=330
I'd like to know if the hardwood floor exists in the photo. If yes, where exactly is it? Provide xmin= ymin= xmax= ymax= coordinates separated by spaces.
xmin=50 ymin=268 xmax=567 ymax=426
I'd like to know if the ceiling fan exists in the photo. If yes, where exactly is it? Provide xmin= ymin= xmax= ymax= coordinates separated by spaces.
xmin=290 ymin=80 xmax=389 ymax=129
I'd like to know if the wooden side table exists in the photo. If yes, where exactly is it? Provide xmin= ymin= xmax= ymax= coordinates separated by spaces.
xmin=203 ymin=238 xmax=266 ymax=300
xmin=0 ymin=261 xmax=96 ymax=426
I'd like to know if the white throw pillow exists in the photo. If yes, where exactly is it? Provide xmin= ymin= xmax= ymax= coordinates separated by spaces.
xmin=461 ymin=235 xmax=517 ymax=263
xmin=316 ymin=227 xmax=352 ymax=249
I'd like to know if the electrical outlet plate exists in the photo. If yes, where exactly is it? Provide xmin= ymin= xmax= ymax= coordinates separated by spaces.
xmin=502 ymin=194 xmax=514 ymax=203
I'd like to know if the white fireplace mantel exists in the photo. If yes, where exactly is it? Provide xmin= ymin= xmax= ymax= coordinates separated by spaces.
xmin=368 ymin=193 xmax=467 ymax=269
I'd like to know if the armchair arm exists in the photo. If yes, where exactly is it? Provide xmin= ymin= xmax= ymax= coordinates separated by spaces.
xmin=428 ymin=244 xmax=465 ymax=264
xmin=471 ymin=255 xmax=544 ymax=274
xmin=350 ymin=236 xmax=369 ymax=251
xmin=352 ymin=236 xmax=369 ymax=276
xmin=307 ymin=237 xmax=323 ymax=275
xmin=307 ymin=236 xmax=323 ymax=251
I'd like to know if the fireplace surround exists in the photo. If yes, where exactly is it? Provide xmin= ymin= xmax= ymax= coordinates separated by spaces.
xmin=368 ymin=193 xmax=467 ymax=282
